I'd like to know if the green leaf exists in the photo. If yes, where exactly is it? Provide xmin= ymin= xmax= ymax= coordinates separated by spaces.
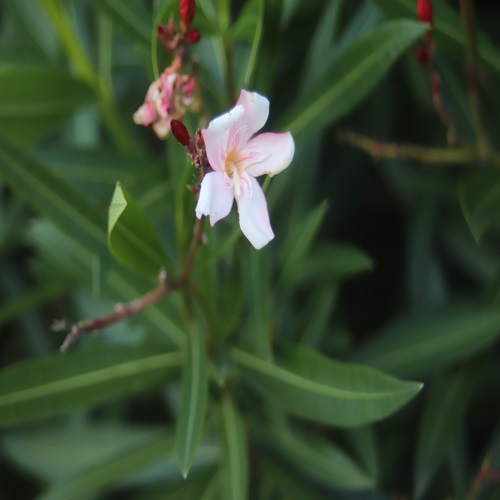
xmin=414 ymin=365 xmax=481 ymax=499
xmin=266 ymin=426 xmax=374 ymax=490
xmin=88 ymin=0 xmax=151 ymax=49
xmin=1 ymin=424 xmax=167 ymax=482
xmin=231 ymin=0 xmax=264 ymax=87
xmin=368 ymin=0 xmax=500 ymax=76
xmin=232 ymin=344 xmax=422 ymax=427
xmin=108 ymin=181 xmax=167 ymax=275
xmin=0 ymin=136 xmax=106 ymax=252
xmin=459 ymin=169 xmax=500 ymax=243
xmin=295 ymin=243 xmax=373 ymax=286
xmin=280 ymin=20 xmax=427 ymax=140
xmin=0 ymin=346 xmax=182 ymax=427
xmin=300 ymin=0 xmax=343 ymax=93
xmin=219 ymin=397 xmax=248 ymax=500
xmin=175 ymin=324 xmax=209 ymax=477
xmin=39 ymin=430 xmax=175 ymax=500
xmin=0 ymin=66 xmax=93 ymax=145
xmin=280 ymin=201 xmax=328 ymax=288
xmin=355 ymin=304 xmax=500 ymax=378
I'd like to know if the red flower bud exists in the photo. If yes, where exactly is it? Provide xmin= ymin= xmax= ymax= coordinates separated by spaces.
xmin=187 ymin=29 xmax=201 ymax=44
xmin=415 ymin=45 xmax=430 ymax=65
xmin=171 ymin=120 xmax=191 ymax=147
xmin=180 ymin=0 xmax=196 ymax=29
xmin=417 ymin=0 xmax=433 ymax=24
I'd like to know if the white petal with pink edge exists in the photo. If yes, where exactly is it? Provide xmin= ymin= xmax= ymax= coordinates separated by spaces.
xmin=236 ymin=177 xmax=274 ymax=249
xmin=244 ymin=132 xmax=295 ymax=178
xmin=202 ymin=105 xmax=245 ymax=171
xmin=236 ymin=90 xmax=270 ymax=143
xmin=195 ymin=172 xmax=234 ymax=226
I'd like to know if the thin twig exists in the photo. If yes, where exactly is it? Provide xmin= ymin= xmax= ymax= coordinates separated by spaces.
xmin=337 ymin=129 xmax=476 ymax=164
xmin=56 ymin=217 xmax=206 ymax=352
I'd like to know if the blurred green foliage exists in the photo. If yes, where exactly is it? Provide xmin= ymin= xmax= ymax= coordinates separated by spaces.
xmin=0 ymin=0 xmax=500 ymax=499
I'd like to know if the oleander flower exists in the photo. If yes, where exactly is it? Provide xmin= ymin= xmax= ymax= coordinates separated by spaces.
xmin=196 ymin=90 xmax=294 ymax=249
xmin=133 ymin=68 xmax=195 ymax=139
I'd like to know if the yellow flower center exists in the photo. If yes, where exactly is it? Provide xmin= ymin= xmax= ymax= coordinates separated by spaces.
xmin=225 ymin=151 xmax=244 ymax=198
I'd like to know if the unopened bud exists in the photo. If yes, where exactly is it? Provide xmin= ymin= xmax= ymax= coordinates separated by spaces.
xmin=417 ymin=0 xmax=433 ymax=24
xmin=180 ymin=0 xmax=196 ymax=29
xmin=171 ymin=120 xmax=191 ymax=146
xmin=187 ymin=29 xmax=201 ymax=44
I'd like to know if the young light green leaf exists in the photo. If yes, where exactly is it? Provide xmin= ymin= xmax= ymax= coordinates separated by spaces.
xmin=39 ymin=431 xmax=175 ymax=500
xmin=459 ymin=169 xmax=500 ymax=244
xmin=232 ymin=345 xmax=422 ymax=427
xmin=219 ymin=397 xmax=248 ymax=500
xmin=267 ymin=426 xmax=374 ymax=490
xmin=0 ymin=66 xmax=93 ymax=145
xmin=280 ymin=20 xmax=427 ymax=140
xmin=176 ymin=324 xmax=209 ymax=477
xmin=414 ymin=365 xmax=481 ymax=499
xmin=0 ymin=346 xmax=182 ymax=427
xmin=108 ymin=181 xmax=168 ymax=275
xmin=355 ymin=304 xmax=500 ymax=378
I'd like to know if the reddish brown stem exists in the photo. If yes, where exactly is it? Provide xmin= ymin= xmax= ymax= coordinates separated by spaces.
xmin=56 ymin=217 xmax=206 ymax=352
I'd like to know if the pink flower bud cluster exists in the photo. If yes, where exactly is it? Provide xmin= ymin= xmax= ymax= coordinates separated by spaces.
xmin=133 ymin=69 xmax=195 ymax=139
xmin=133 ymin=0 xmax=200 ymax=139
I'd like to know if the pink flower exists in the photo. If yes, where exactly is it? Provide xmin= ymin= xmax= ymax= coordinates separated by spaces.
xmin=196 ymin=90 xmax=294 ymax=249
xmin=133 ymin=69 xmax=194 ymax=139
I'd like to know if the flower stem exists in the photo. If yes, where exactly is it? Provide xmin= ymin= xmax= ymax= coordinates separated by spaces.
xmin=458 ymin=0 xmax=488 ymax=159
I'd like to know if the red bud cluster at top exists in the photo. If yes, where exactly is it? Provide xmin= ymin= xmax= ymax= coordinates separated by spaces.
xmin=157 ymin=0 xmax=201 ymax=53
xmin=180 ymin=0 xmax=196 ymax=30
xmin=417 ymin=0 xmax=433 ymax=24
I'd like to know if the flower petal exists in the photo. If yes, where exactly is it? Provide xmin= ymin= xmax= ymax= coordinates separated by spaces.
xmin=236 ymin=90 xmax=269 ymax=142
xmin=244 ymin=132 xmax=295 ymax=177
xmin=202 ymin=105 xmax=244 ymax=172
xmin=236 ymin=176 xmax=274 ymax=249
xmin=195 ymin=171 xmax=234 ymax=226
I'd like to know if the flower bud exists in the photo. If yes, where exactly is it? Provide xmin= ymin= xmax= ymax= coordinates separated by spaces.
xmin=187 ymin=29 xmax=201 ymax=44
xmin=171 ymin=120 xmax=191 ymax=146
xmin=180 ymin=0 xmax=196 ymax=29
xmin=417 ymin=0 xmax=433 ymax=24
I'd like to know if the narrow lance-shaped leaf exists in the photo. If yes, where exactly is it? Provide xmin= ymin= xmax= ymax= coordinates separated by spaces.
xmin=0 ymin=136 xmax=106 ymax=252
xmin=108 ymin=181 xmax=168 ymax=275
xmin=88 ymin=0 xmax=151 ymax=49
xmin=0 ymin=346 xmax=182 ymax=427
xmin=0 ymin=66 xmax=93 ymax=145
xmin=232 ymin=344 xmax=422 ymax=428
xmin=414 ymin=364 xmax=481 ymax=499
xmin=219 ymin=396 xmax=248 ymax=500
xmin=459 ymin=169 xmax=500 ymax=244
xmin=266 ymin=425 xmax=374 ymax=491
xmin=39 ymin=431 xmax=175 ymax=500
xmin=175 ymin=324 xmax=209 ymax=477
xmin=280 ymin=20 xmax=427 ymax=140
xmin=354 ymin=303 xmax=500 ymax=378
